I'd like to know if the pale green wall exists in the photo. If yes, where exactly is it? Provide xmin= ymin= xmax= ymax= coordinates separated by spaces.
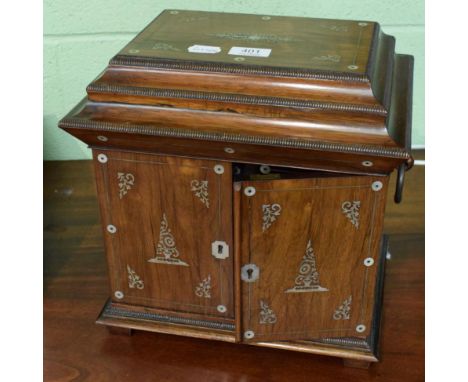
xmin=44 ymin=0 xmax=424 ymax=160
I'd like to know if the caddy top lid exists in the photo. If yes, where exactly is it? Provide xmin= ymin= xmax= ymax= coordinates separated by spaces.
xmin=113 ymin=9 xmax=375 ymax=77
xmin=59 ymin=10 xmax=413 ymax=175
xmin=104 ymin=10 xmax=395 ymax=113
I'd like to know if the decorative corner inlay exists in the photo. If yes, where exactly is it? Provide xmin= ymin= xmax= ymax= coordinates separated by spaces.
xmin=127 ymin=265 xmax=144 ymax=290
xmin=97 ymin=153 xmax=108 ymax=163
xmin=118 ymin=172 xmax=135 ymax=199
xmin=262 ymin=204 xmax=282 ymax=232
xmin=333 ymin=295 xmax=352 ymax=320
xmin=356 ymin=324 xmax=366 ymax=333
xmin=217 ymin=304 xmax=227 ymax=313
xmin=114 ymin=291 xmax=124 ymax=299
xmin=286 ymin=239 xmax=328 ymax=293
xmin=148 ymin=214 xmax=189 ymax=266
xmin=341 ymin=201 xmax=360 ymax=229
xmin=190 ymin=180 xmax=209 ymax=208
xmin=259 ymin=300 xmax=277 ymax=324
xmin=372 ymin=181 xmax=383 ymax=192
xmin=195 ymin=275 xmax=212 ymax=298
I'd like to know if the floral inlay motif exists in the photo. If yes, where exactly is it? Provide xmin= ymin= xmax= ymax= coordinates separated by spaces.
xmin=191 ymin=180 xmax=209 ymax=208
xmin=195 ymin=275 xmax=212 ymax=298
xmin=206 ymin=32 xmax=302 ymax=43
xmin=152 ymin=42 xmax=180 ymax=51
xmin=286 ymin=239 xmax=328 ymax=293
xmin=117 ymin=172 xmax=135 ymax=199
xmin=147 ymin=214 xmax=188 ymax=266
xmin=127 ymin=265 xmax=144 ymax=290
xmin=333 ymin=295 xmax=352 ymax=320
xmin=312 ymin=54 xmax=341 ymax=63
xmin=341 ymin=201 xmax=361 ymax=229
xmin=319 ymin=24 xmax=349 ymax=32
xmin=262 ymin=204 xmax=282 ymax=232
xmin=259 ymin=300 xmax=277 ymax=324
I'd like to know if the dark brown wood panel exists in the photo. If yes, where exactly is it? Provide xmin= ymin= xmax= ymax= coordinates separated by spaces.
xmin=92 ymin=150 xmax=234 ymax=319
xmin=239 ymin=176 xmax=388 ymax=342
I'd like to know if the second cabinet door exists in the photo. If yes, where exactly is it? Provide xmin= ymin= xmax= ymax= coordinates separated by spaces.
xmin=237 ymin=175 xmax=388 ymax=343
xmin=94 ymin=151 xmax=234 ymax=320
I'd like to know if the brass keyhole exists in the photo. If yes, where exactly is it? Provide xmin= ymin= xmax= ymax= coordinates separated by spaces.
xmin=247 ymin=268 xmax=253 ymax=279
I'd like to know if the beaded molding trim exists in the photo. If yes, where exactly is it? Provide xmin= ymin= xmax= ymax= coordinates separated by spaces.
xmin=87 ymin=84 xmax=387 ymax=116
xmin=59 ymin=118 xmax=410 ymax=160
xmin=110 ymin=55 xmax=369 ymax=82
xmin=310 ymin=336 xmax=371 ymax=350
xmin=102 ymin=301 xmax=235 ymax=331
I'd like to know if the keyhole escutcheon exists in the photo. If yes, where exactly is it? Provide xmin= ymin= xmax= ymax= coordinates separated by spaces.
xmin=241 ymin=264 xmax=259 ymax=283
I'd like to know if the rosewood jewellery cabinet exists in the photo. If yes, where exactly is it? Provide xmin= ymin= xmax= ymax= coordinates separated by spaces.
xmin=59 ymin=10 xmax=414 ymax=368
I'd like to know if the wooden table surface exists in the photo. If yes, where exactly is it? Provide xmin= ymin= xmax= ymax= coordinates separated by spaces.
xmin=44 ymin=152 xmax=424 ymax=382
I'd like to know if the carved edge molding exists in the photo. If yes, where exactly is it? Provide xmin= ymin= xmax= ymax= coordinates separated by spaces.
xmin=102 ymin=301 xmax=235 ymax=331
xmin=308 ymin=336 xmax=371 ymax=351
xmin=87 ymin=84 xmax=387 ymax=116
xmin=60 ymin=118 xmax=411 ymax=160
xmin=110 ymin=55 xmax=369 ymax=82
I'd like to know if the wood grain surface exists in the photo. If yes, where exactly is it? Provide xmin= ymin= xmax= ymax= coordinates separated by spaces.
xmin=44 ymin=151 xmax=424 ymax=381
xmin=92 ymin=150 xmax=234 ymax=319
xmin=239 ymin=176 xmax=387 ymax=343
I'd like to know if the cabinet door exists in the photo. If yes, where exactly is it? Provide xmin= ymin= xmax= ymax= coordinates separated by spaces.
xmin=238 ymin=175 xmax=388 ymax=343
xmin=94 ymin=151 xmax=233 ymax=319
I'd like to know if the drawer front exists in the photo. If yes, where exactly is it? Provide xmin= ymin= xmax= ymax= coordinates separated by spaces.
xmin=93 ymin=150 xmax=234 ymax=319
xmin=238 ymin=175 xmax=388 ymax=342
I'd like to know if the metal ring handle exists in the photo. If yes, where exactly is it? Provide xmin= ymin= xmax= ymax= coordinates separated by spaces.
xmin=394 ymin=163 xmax=406 ymax=204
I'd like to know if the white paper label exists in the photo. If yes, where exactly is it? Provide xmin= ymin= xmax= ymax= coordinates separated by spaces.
xmin=228 ymin=46 xmax=271 ymax=57
xmin=188 ymin=45 xmax=221 ymax=54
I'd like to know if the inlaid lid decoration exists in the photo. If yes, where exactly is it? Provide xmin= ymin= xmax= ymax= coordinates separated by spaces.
xmin=115 ymin=10 xmax=375 ymax=74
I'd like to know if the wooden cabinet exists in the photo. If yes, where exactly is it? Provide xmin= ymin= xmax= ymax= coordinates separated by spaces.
xmin=59 ymin=10 xmax=414 ymax=367
xmin=91 ymin=150 xmax=390 ymax=362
